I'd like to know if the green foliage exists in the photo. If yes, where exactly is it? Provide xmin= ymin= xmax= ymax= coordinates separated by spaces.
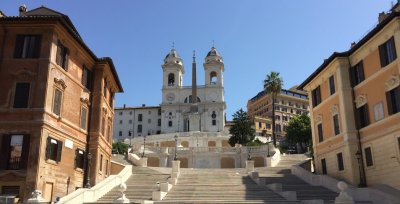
xmin=263 ymin=71 xmax=283 ymax=147
xmin=228 ymin=109 xmax=255 ymax=146
xmin=112 ymin=141 xmax=129 ymax=154
xmin=285 ymin=114 xmax=311 ymax=153
xmin=247 ymin=138 xmax=264 ymax=146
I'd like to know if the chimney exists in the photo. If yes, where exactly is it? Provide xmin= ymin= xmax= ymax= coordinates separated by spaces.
xmin=378 ymin=12 xmax=388 ymax=23
xmin=350 ymin=42 xmax=356 ymax=48
xmin=123 ymin=104 xmax=126 ymax=108
xmin=19 ymin=4 xmax=27 ymax=16
xmin=0 ymin=11 xmax=5 ymax=17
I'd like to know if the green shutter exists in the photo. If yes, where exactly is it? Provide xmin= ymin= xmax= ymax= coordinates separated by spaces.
xmin=45 ymin=137 xmax=51 ymax=160
xmin=379 ymin=43 xmax=387 ymax=67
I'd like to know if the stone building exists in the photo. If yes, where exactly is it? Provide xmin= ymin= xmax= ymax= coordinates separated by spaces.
xmin=299 ymin=4 xmax=400 ymax=190
xmin=113 ymin=105 xmax=161 ymax=142
xmin=253 ymin=116 xmax=272 ymax=137
xmin=247 ymin=87 xmax=309 ymax=139
xmin=0 ymin=5 xmax=123 ymax=202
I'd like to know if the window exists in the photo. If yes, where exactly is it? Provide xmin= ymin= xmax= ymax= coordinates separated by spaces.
xmin=101 ymin=116 xmax=106 ymax=136
xmin=212 ymin=120 xmax=216 ymax=126
xmin=282 ymin=107 xmax=287 ymax=112
xmin=52 ymin=89 xmax=62 ymax=116
xmin=14 ymin=35 xmax=41 ymax=58
xmin=56 ymin=40 xmax=69 ymax=70
xmin=158 ymin=119 xmax=161 ymax=126
xmin=138 ymin=114 xmax=143 ymax=122
xmin=258 ymin=122 xmax=262 ymax=128
xmin=329 ymin=75 xmax=335 ymax=95
xmin=129 ymin=120 xmax=132 ymax=124
xmin=275 ymin=115 xmax=280 ymax=120
xmin=386 ymin=86 xmax=400 ymax=115
xmin=119 ymin=131 xmax=122 ymax=137
xmin=312 ymin=86 xmax=321 ymax=107
xmin=137 ymin=125 xmax=142 ymax=133
xmin=0 ymin=135 xmax=30 ymax=170
xmin=356 ymin=104 xmax=370 ymax=128
xmin=148 ymin=119 xmax=151 ymax=123
xmin=45 ymin=137 xmax=62 ymax=162
xmin=337 ymin=152 xmax=344 ymax=171
xmin=103 ymin=80 xmax=108 ymax=98
xmin=75 ymin=149 xmax=85 ymax=169
xmin=379 ymin=36 xmax=397 ymax=67
xmin=333 ymin=114 xmax=340 ymax=135
xmin=276 ymin=124 xmax=281 ymax=132
xmin=364 ymin=147 xmax=373 ymax=167
xmin=350 ymin=61 xmax=365 ymax=87
xmin=119 ymin=112 xmax=123 ymax=115
xmin=129 ymin=111 xmax=132 ymax=115
xmin=1 ymin=186 xmax=20 ymax=196
xmin=168 ymin=73 xmax=175 ymax=86
xmin=158 ymin=109 xmax=161 ymax=115
xmin=128 ymin=131 xmax=132 ymax=136
xmin=148 ymin=110 xmax=151 ymax=114
xmin=321 ymin=158 xmax=327 ymax=174
xmin=81 ymin=65 xmax=92 ymax=90
xmin=283 ymin=116 xmax=288 ymax=121
xmin=168 ymin=121 xmax=172 ymax=127
xmin=266 ymin=124 xmax=271 ymax=129
xmin=99 ymin=154 xmax=103 ymax=172
xmin=107 ymin=125 xmax=111 ymax=143
xmin=105 ymin=159 xmax=109 ymax=176
xmin=119 ymin=120 xmax=123 ymax=124
xmin=210 ymin=71 xmax=217 ymax=84
xmin=13 ymin=82 xmax=30 ymax=108
xmin=317 ymin=123 xmax=323 ymax=142
xmin=296 ymin=110 xmax=302 ymax=115
xmin=80 ymin=107 xmax=88 ymax=130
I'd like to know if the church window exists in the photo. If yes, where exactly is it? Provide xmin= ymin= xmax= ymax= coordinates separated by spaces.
xmin=168 ymin=73 xmax=175 ymax=86
xmin=210 ymin=71 xmax=217 ymax=84
xmin=168 ymin=121 xmax=172 ymax=127
xmin=184 ymin=95 xmax=201 ymax=103
xmin=212 ymin=111 xmax=217 ymax=126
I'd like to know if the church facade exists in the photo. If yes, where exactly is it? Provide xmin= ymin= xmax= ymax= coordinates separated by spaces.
xmin=161 ymin=47 xmax=226 ymax=133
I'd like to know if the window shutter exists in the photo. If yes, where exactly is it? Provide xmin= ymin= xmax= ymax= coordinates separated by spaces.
xmin=20 ymin=135 xmax=30 ymax=169
xmin=349 ymin=67 xmax=356 ymax=88
xmin=64 ymin=49 xmax=69 ymax=71
xmin=83 ymin=151 xmax=88 ymax=169
xmin=56 ymin=140 xmax=63 ymax=162
xmin=390 ymin=37 xmax=397 ymax=60
xmin=0 ymin=135 xmax=11 ymax=169
xmin=33 ymin=36 xmax=42 ymax=58
xmin=359 ymin=62 xmax=365 ymax=82
xmin=379 ymin=44 xmax=387 ymax=67
xmin=74 ymin=149 xmax=78 ymax=168
xmin=45 ymin=137 xmax=51 ymax=160
xmin=386 ymin=91 xmax=394 ymax=115
xmin=14 ymin=35 xmax=24 ymax=58
xmin=56 ymin=41 xmax=62 ymax=66
xmin=364 ymin=104 xmax=370 ymax=126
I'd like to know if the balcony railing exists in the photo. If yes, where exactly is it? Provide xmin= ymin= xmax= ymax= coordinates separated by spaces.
xmin=7 ymin=157 xmax=21 ymax=170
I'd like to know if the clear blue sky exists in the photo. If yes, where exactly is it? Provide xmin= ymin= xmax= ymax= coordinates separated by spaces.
xmin=2 ymin=0 xmax=393 ymax=120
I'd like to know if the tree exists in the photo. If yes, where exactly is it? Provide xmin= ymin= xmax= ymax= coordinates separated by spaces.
xmin=286 ymin=114 xmax=311 ymax=153
xmin=112 ymin=141 xmax=129 ymax=154
xmin=229 ymin=109 xmax=255 ymax=146
xmin=263 ymin=71 xmax=283 ymax=147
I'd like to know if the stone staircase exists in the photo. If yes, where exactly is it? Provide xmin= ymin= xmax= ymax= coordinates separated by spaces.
xmin=93 ymin=166 xmax=170 ymax=203
xmin=158 ymin=168 xmax=300 ymax=204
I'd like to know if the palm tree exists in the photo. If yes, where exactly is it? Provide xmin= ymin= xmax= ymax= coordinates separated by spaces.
xmin=263 ymin=71 xmax=283 ymax=147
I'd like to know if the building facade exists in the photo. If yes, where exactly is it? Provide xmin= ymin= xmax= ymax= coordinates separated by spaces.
xmin=0 ymin=6 xmax=123 ymax=202
xmin=161 ymin=47 xmax=226 ymax=133
xmin=247 ymin=87 xmax=309 ymax=139
xmin=299 ymin=5 xmax=400 ymax=190
xmin=113 ymin=105 xmax=161 ymax=141
xmin=253 ymin=116 xmax=272 ymax=137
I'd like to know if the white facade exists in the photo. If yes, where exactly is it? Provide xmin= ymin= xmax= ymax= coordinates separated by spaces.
xmin=113 ymin=106 xmax=161 ymax=141
xmin=160 ymin=47 xmax=226 ymax=134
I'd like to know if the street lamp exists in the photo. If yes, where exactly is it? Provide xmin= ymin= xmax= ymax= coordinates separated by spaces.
xmin=84 ymin=152 xmax=92 ymax=188
xmin=355 ymin=150 xmax=366 ymax=187
xmin=129 ymin=130 xmax=133 ymax=148
xmin=142 ymin=135 xmax=146 ymax=158
xmin=174 ymin=135 xmax=178 ymax=160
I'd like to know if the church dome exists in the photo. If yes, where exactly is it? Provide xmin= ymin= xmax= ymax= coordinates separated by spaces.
xmin=164 ymin=48 xmax=183 ymax=65
xmin=205 ymin=47 xmax=223 ymax=63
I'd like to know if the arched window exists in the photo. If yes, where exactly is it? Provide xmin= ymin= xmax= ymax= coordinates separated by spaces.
xmin=210 ymin=71 xmax=217 ymax=84
xmin=184 ymin=95 xmax=201 ymax=103
xmin=168 ymin=73 xmax=175 ymax=86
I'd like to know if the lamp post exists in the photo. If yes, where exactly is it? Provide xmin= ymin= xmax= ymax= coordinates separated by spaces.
xmin=142 ymin=135 xmax=146 ymax=158
xmin=355 ymin=150 xmax=366 ymax=187
xmin=84 ymin=152 xmax=92 ymax=188
xmin=129 ymin=130 xmax=132 ymax=148
xmin=247 ymin=146 xmax=252 ymax=160
xmin=174 ymin=135 xmax=178 ymax=160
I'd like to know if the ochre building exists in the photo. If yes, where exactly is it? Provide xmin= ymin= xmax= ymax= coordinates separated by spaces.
xmin=247 ymin=87 xmax=308 ymax=139
xmin=299 ymin=5 xmax=400 ymax=190
xmin=0 ymin=6 xmax=123 ymax=202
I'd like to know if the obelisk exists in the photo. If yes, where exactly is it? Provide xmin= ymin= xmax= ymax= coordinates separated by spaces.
xmin=189 ymin=50 xmax=200 ymax=131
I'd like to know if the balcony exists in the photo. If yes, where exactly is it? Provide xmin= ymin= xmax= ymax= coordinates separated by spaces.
xmin=7 ymin=157 xmax=21 ymax=170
